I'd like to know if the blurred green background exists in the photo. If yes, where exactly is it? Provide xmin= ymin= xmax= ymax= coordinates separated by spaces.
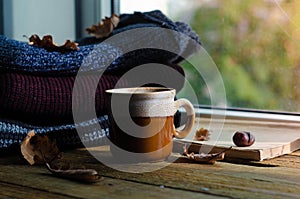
xmin=177 ymin=0 xmax=300 ymax=112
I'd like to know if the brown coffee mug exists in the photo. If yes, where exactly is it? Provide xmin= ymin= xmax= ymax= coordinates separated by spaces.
xmin=105 ymin=87 xmax=195 ymax=162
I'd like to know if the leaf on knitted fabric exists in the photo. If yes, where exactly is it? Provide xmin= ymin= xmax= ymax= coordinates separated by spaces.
xmin=28 ymin=34 xmax=79 ymax=52
xmin=21 ymin=130 xmax=61 ymax=165
xmin=86 ymin=14 xmax=120 ymax=38
xmin=20 ymin=131 xmax=36 ymax=165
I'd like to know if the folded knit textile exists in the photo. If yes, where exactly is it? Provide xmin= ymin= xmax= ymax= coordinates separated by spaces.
xmin=0 ymin=115 xmax=110 ymax=151
xmin=0 ymin=10 xmax=200 ymax=150
xmin=0 ymin=10 xmax=201 ymax=75
xmin=0 ymin=64 xmax=184 ymax=125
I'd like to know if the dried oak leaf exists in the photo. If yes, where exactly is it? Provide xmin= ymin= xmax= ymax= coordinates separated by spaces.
xmin=194 ymin=128 xmax=210 ymax=141
xmin=28 ymin=34 xmax=79 ymax=52
xmin=20 ymin=130 xmax=60 ymax=165
xmin=86 ymin=14 xmax=120 ymax=38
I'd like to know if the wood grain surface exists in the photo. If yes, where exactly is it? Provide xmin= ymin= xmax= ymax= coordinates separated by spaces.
xmin=0 ymin=118 xmax=300 ymax=198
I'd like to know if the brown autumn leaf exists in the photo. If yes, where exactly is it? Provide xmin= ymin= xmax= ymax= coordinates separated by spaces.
xmin=20 ymin=130 xmax=60 ymax=165
xmin=20 ymin=131 xmax=101 ymax=183
xmin=182 ymin=145 xmax=231 ymax=164
xmin=28 ymin=34 xmax=79 ymax=52
xmin=20 ymin=131 xmax=37 ymax=165
xmin=183 ymin=151 xmax=225 ymax=164
xmin=86 ymin=14 xmax=120 ymax=38
xmin=44 ymin=155 xmax=101 ymax=183
xmin=45 ymin=162 xmax=101 ymax=183
xmin=194 ymin=128 xmax=210 ymax=141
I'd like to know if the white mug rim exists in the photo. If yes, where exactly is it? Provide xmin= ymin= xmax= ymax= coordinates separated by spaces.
xmin=105 ymin=87 xmax=175 ymax=95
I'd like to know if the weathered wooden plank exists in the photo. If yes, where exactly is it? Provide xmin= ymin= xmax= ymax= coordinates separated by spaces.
xmin=0 ymin=181 xmax=75 ymax=199
xmin=291 ymin=150 xmax=300 ymax=156
xmin=0 ymin=163 xmax=224 ymax=199
xmin=259 ymin=151 xmax=300 ymax=168
xmin=71 ymin=147 xmax=300 ymax=199
xmin=1 ymin=148 xmax=300 ymax=199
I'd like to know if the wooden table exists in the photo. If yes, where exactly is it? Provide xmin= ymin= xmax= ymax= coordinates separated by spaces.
xmin=0 ymin=117 xmax=300 ymax=199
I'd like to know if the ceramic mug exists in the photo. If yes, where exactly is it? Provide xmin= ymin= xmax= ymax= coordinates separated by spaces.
xmin=105 ymin=87 xmax=195 ymax=162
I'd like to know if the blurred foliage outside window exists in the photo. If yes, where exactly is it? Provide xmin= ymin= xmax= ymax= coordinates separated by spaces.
xmin=176 ymin=0 xmax=300 ymax=112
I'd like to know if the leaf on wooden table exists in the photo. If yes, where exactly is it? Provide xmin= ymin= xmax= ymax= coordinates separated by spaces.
xmin=45 ymin=162 xmax=102 ymax=183
xmin=183 ymin=145 xmax=232 ymax=164
xmin=194 ymin=128 xmax=210 ymax=141
xmin=28 ymin=34 xmax=79 ymax=52
xmin=20 ymin=131 xmax=101 ymax=183
xmin=86 ymin=14 xmax=120 ymax=38
xmin=20 ymin=130 xmax=60 ymax=165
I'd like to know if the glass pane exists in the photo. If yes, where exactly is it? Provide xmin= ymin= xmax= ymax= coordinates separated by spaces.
xmin=120 ymin=0 xmax=300 ymax=112
xmin=2 ymin=0 xmax=76 ymax=44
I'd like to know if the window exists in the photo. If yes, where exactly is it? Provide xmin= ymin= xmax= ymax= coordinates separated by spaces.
xmin=2 ymin=0 xmax=76 ymax=43
xmin=0 ymin=0 xmax=116 ymax=43
xmin=120 ymin=0 xmax=300 ymax=114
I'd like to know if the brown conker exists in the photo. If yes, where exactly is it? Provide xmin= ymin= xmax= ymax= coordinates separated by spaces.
xmin=232 ymin=131 xmax=255 ymax=147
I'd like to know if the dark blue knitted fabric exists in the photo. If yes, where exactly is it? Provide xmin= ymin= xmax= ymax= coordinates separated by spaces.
xmin=0 ymin=115 xmax=110 ymax=150
xmin=0 ymin=10 xmax=200 ymax=75
xmin=0 ymin=35 xmax=121 ymax=75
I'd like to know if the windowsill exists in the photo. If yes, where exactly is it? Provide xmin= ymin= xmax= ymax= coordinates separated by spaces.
xmin=176 ymin=105 xmax=300 ymax=161
xmin=194 ymin=105 xmax=300 ymax=123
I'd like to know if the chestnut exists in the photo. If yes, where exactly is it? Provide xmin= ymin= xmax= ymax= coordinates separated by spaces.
xmin=232 ymin=131 xmax=255 ymax=147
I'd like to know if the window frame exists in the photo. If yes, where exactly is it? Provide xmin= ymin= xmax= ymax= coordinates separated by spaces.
xmin=0 ymin=0 xmax=3 ymax=35
xmin=75 ymin=0 xmax=120 ymax=39
xmin=0 ymin=0 xmax=119 ymax=40
xmin=196 ymin=105 xmax=300 ymax=123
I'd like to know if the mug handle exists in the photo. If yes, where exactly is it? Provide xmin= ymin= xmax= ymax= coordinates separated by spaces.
xmin=173 ymin=98 xmax=195 ymax=139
